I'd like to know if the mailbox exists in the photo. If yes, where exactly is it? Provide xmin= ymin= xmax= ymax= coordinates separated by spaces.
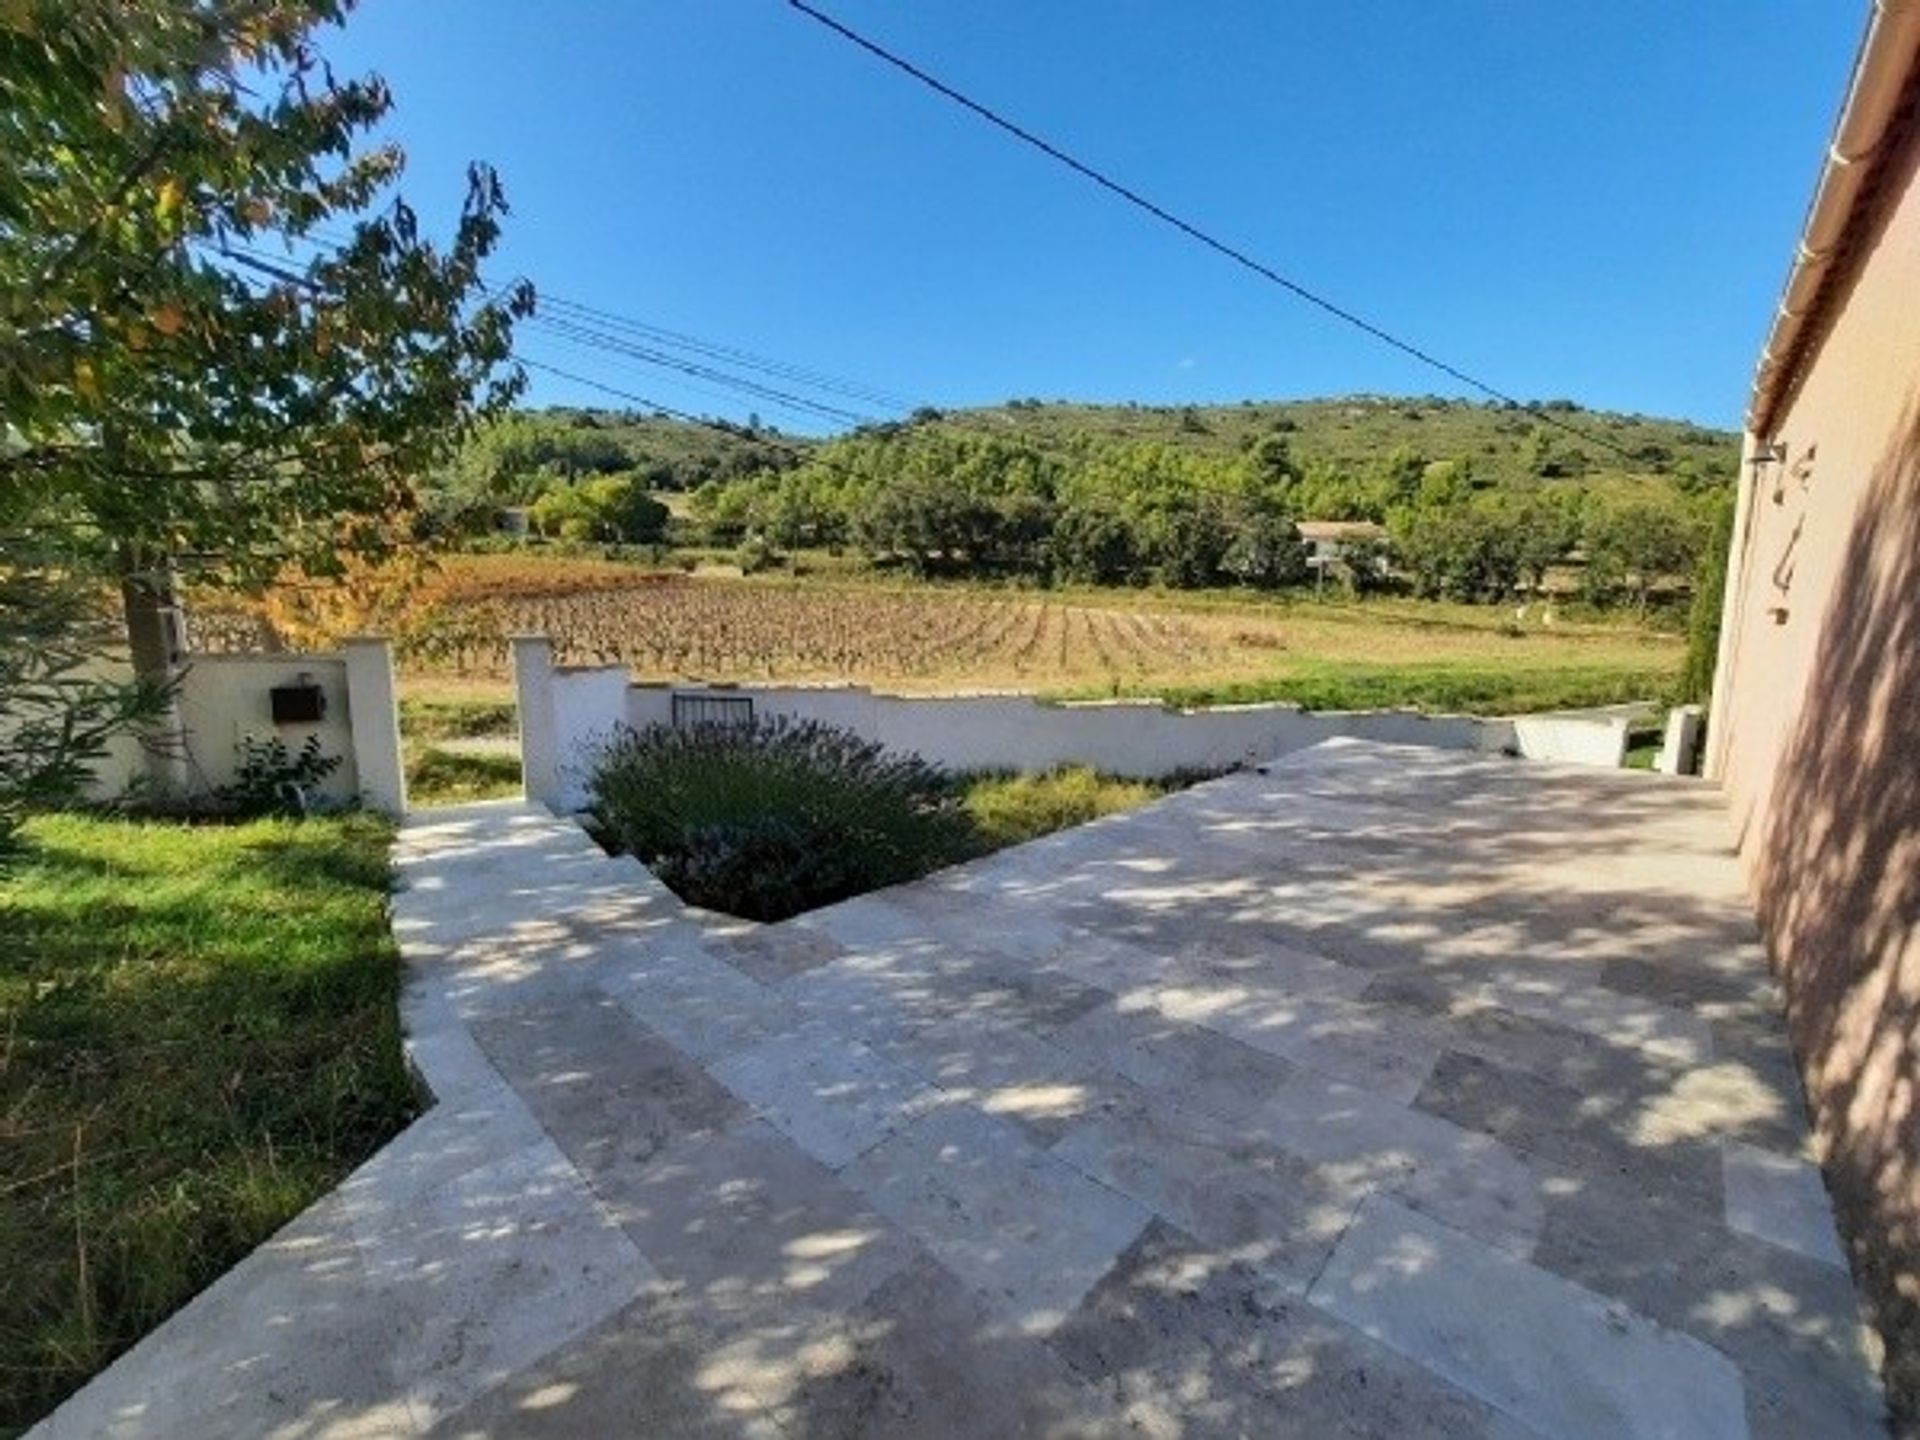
xmin=269 ymin=675 xmax=327 ymax=725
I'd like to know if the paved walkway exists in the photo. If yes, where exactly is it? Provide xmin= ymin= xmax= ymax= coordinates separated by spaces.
xmin=33 ymin=740 xmax=1883 ymax=1438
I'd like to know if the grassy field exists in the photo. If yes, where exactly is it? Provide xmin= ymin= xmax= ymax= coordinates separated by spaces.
xmin=216 ymin=553 xmax=1684 ymax=718
xmin=0 ymin=814 xmax=416 ymax=1435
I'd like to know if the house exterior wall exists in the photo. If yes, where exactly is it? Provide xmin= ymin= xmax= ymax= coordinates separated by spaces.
xmin=1710 ymin=83 xmax=1920 ymax=1410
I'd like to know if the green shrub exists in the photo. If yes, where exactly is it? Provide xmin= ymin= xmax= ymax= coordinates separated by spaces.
xmin=587 ymin=717 xmax=972 ymax=920
xmin=215 ymin=735 xmax=343 ymax=817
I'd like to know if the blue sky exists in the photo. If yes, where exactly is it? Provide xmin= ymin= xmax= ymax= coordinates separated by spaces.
xmin=320 ymin=2 xmax=1859 ymax=432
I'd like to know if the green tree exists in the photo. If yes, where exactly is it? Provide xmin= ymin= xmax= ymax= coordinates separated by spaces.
xmin=530 ymin=475 xmax=667 ymax=544
xmin=1221 ymin=510 xmax=1308 ymax=589
xmin=1389 ymin=489 xmax=1524 ymax=603
xmin=1499 ymin=485 xmax=1581 ymax=593
xmin=1681 ymin=488 xmax=1736 ymax=701
xmin=2 ymin=2 xmax=530 ymax=734
xmin=1582 ymin=492 xmax=1706 ymax=613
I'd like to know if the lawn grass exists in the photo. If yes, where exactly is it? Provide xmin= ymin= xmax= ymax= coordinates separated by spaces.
xmin=1141 ymin=659 xmax=1678 ymax=716
xmin=959 ymin=767 xmax=1170 ymax=851
xmin=406 ymin=745 xmax=522 ymax=806
xmin=397 ymin=695 xmax=518 ymax=742
xmin=0 ymin=813 xmax=416 ymax=1435
xmin=399 ymin=691 xmax=523 ymax=809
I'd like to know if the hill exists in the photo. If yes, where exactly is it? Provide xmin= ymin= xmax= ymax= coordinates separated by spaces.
xmin=455 ymin=393 xmax=1737 ymax=499
xmin=929 ymin=394 xmax=1736 ymax=493
xmin=424 ymin=395 xmax=1736 ymax=631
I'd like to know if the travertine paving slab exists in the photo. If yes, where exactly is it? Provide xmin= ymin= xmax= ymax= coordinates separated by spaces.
xmin=1415 ymin=1048 xmax=1724 ymax=1215
xmin=1122 ymin=978 xmax=1446 ymax=1100
xmin=841 ymin=1106 xmax=1150 ymax=1335
xmin=791 ymin=894 xmax=933 ymax=952
xmin=601 ymin=943 xmax=795 ymax=1062
xmin=762 ymin=1257 xmax=1133 ymax=1438
xmin=709 ymin=1030 xmax=943 ymax=1169
xmin=1256 ymin=1069 xmax=1544 ymax=1256
xmin=711 ymin=924 xmax=844 ymax=984
xmin=1365 ymin=966 xmax=1790 ymax=1146
xmin=470 ymin=999 xmax=746 ymax=1171
xmin=1050 ymin=1101 xmax=1351 ymax=1289
xmin=347 ymin=1137 xmax=655 ymax=1423
xmin=586 ymin=1118 xmax=918 ymax=1328
xmin=1446 ymin=961 xmax=1718 ymax=1066
xmin=1723 ymin=1139 xmax=1850 ymax=1268
xmin=1309 ymin=1195 xmax=1749 ymax=1440
xmin=1530 ymin=1164 xmax=1885 ymax=1440
xmin=1052 ymin=996 xmax=1299 ymax=1129
xmin=1044 ymin=929 xmax=1178 ymax=993
xmin=871 ymin=1010 xmax=1144 ymax=1143
xmin=426 ymin=1288 xmax=784 ymax=1439
xmin=1050 ymin=1218 xmax=1528 ymax=1440
xmin=775 ymin=938 xmax=979 ymax=1041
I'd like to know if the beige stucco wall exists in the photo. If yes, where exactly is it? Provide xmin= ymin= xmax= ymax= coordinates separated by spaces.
xmin=1711 ymin=96 xmax=1920 ymax=1413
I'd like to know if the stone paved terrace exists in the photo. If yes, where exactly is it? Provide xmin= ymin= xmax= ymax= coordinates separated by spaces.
xmin=31 ymin=739 xmax=1885 ymax=1439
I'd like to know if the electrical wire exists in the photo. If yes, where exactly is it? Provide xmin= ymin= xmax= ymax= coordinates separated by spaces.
xmin=781 ymin=0 xmax=1643 ymax=464
xmin=524 ymin=310 xmax=885 ymax=427
xmin=248 ymin=227 xmax=924 ymax=423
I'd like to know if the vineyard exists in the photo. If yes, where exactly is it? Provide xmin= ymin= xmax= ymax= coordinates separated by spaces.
xmin=186 ymin=554 xmax=1685 ymax=711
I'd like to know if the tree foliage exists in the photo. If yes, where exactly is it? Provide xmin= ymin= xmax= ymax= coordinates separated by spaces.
xmin=1 ymin=0 xmax=531 ymax=588
xmin=0 ymin=573 xmax=167 ymax=852
xmin=1 ymin=0 xmax=528 ymax=815
xmin=688 ymin=430 xmax=1309 ymax=591
xmin=424 ymin=409 xmax=796 ymax=538
xmin=528 ymin=475 xmax=669 ymax=545
xmin=1580 ymin=491 xmax=1708 ymax=613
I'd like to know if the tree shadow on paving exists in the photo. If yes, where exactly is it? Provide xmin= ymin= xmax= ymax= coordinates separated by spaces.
xmin=806 ymin=742 xmax=1883 ymax=1437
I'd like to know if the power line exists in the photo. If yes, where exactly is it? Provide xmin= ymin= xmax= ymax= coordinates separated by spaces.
xmin=515 ymin=356 xmax=813 ymax=457
xmin=781 ymin=0 xmax=1642 ymax=464
xmin=215 ymin=233 xmax=884 ymax=427
xmin=537 ymin=295 xmax=920 ymax=412
xmin=524 ymin=310 xmax=885 ymax=427
xmin=256 ymin=226 xmax=924 ymax=424
xmin=522 ymin=320 xmax=851 ymax=427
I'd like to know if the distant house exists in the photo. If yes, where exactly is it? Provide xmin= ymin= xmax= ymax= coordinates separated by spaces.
xmin=1296 ymin=520 xmax=1388 ymax=587
xmin=1707 ymin=1 xmax=1920 ymax=1411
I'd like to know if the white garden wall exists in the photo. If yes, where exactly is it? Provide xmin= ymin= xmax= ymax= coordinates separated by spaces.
xmin=1509 ymin=705 xmax=1649 ymax=769
xmin=515 ymin=642 xmax=1586 ymax=813
xmin=82 ymin=639 xmax=406 ymax=815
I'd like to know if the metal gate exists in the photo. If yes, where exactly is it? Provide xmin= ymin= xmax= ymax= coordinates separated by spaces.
xmin=671 ymin=692 xmax=755 ymax=729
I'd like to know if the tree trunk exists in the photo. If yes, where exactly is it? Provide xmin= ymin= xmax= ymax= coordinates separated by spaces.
xmin=117 ymin=542 xmax=192 ymax=797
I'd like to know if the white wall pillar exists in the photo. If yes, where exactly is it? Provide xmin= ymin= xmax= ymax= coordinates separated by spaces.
xmin=512 ymin=635 xmax=559 ymax=809
xmin=342 ymin=637 xmax=407 ymax=817
xmin=1656 ymin=704 xmax=1705 ymax=777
